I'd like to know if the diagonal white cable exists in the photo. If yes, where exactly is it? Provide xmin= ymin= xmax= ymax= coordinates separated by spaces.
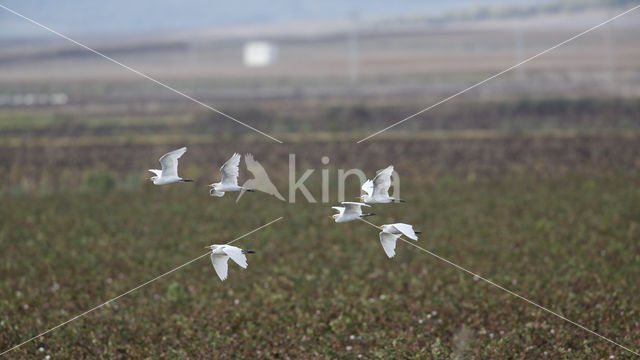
xmin=0 ymin=3 xmax=283 ymax=144
xmin=358 ymin=218 xmax=640 ymax=357
xmin=357 ymin=4 xmax=640 ymax=143
xmin=0 ymin=216 xmax=283 ymax=357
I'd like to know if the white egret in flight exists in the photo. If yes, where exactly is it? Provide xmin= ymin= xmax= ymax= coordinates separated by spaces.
xmin=204 ymin=244 xmax=256 ymax=281
xmin=360 ymin=165 xmax=404 ymax=203
xmin=146 ymin=147 xmax=193 ymax=185
xmin=330 ymin=202 xmax=375 ymax=223
xmin=376 ymin=223 xmax=421 ymax=258
xmin=209 ymin=153 xmax=255 ymax=197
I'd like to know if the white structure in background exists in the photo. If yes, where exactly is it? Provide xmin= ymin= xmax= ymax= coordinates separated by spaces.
xmin=243 ymin=41 xmax=278 ymax=67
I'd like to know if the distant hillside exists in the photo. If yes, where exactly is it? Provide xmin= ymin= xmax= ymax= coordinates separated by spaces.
xmin=422 ymin=0 xmax=640 ymax=23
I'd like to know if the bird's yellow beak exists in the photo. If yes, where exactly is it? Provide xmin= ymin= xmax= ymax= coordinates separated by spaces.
xmin=207 ymin=184 xmax=214 ymax=188
xmin=204 ymin=245 xmax=211 ymax=249
xmin=327 ymin=215 xmax=334 ymax=219
xmin=376 ymin=226 xmax=383 ymax=230
xmin=145 ymin=177 xmax=152 ymax=180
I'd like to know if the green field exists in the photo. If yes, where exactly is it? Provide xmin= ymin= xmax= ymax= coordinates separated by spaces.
xmin=2 ymin=3 xmax=640 ymax=356
xmin=1 ymin=176 xmax=639 ymax=358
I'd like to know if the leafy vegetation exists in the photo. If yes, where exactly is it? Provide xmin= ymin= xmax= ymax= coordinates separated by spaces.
xmin=1 ymin=177 xmax=638 ymax=358
xmin=2 ymin=98 xmax=640 ymax=142
xmin=1 ymin=94 xmax=638 ymax=357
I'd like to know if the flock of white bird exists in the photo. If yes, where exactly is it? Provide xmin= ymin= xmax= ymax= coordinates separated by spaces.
xmin=147 ymin=147 xmax=420 ymax=281
xmin=330 ymin=165 xmax=420 ymax=258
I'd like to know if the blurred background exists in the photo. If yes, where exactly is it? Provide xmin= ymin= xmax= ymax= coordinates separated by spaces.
xmin=1 ymin=0 xmax=639 ymax=190
xmin=1 ymin=0 xmax=639 ymax=358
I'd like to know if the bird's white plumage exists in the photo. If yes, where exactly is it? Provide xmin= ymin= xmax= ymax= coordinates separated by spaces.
xmin=361 ymin=165 xmax=400 ymax=203
xmin=379 ymin=232 xmax=401 ymax=258
xmin=361 ymin=179 xmax=374 ymax=197
xmin=210 ymin=190 xmax=225 ymax=197
xmin=387 ymin=223 xmax=419 ymax=241
xmin=210 ymin=254 xmax=230 ymax=281
xmin=342 ymin=201 xmax=369 ymax=216
xmin=159 ymin=147 xmax=187 ymax=178
xmin=331 ymin=206 xmax=345 ymax=215
xmin=210 ymin=153 xmax=250 ymax=197
xmin=372 ymin=165 xmax=393 ymax=198
xmin=220 ymin=153 xmax=241 ymax=186
xmin=376 ymin=223 xmax=420 ymax=258
xmin=207 ymin=245 xmax=251 ymax=281
xmin=331 ymin=202 xmax=371 ymax=223
xmin=148 ymin=147 xmax=189 ymax=185
xmin=223 ymin=246 xmax=248 ymax=268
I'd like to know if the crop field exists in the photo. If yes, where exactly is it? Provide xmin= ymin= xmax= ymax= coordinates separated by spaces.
xmin=1 ymin=174 xmax=639 ymax=359
xmin=2 ymin=5 xmax=640 ymax=358
xmin=1 ymin=97 xmax=640 ymax=192
xmin=0 ymin=97 xmax=639 ymax=358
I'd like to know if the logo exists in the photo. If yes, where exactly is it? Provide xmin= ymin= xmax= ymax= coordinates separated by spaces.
xmin=236 ymin=154 xmax=286 ymax=202
xmin=235 ymin=154 xmax=400 ymax=203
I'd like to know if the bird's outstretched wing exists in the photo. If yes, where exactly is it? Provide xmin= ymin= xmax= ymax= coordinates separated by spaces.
xmin=379 ymin=232 xmax=401 ymax=258
xmin=361 ymin=179 xmax=374 ymax=197
xmin=220 ymin=153 xmax=241 ymax=186
xmin=210 ymin=189 xmax=226 ymax=197
xmin=223 ymin=246 xmax=248 ymax=268
xmin=332 ymin=206 xmax=345 ymax=215
xmin=341 ymin=201 xmax=369 ymax=216
xmin=391 ymin=223 xmax=419 ymax=241
xmin=210 ymin=254 xmax=230 ymax=281
xmin=159 ymin=147 xmax=187 ymax=178
xmin=372 ymin=165 xmax=394 ymax=198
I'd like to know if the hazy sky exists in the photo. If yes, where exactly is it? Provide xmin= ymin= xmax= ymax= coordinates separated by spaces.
xmin=0 ymin=0 xmax=539 ymax=38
